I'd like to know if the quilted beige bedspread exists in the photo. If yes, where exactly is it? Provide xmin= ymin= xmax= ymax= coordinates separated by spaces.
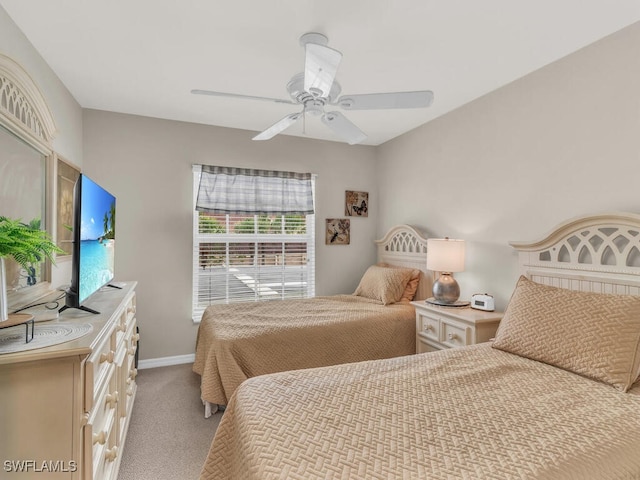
xmin=192 ymin=295 xmax=415 ymax=406
xmin=201 ymin=343 xmax=640 ymax=480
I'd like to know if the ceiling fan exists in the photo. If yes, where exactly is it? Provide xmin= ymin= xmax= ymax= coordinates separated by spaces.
xmin=192 ymin=32 xmax=434 ymax=145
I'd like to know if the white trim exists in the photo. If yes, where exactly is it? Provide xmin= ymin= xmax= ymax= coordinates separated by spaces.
xmin=138 ymin=353 xmax=195 ymax=370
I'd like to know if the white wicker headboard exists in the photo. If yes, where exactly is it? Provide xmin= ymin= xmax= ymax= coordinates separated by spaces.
xmin=375 ymin=225 xmax=433 ymax=300
xmin=510 ymin=212 xmax=640 ymax=295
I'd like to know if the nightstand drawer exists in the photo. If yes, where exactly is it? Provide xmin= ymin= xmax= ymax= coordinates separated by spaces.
xmin=417 ymin=312 xmax=439 ymax=341
xmin=441 ymin=320 xmax=470 ymax=348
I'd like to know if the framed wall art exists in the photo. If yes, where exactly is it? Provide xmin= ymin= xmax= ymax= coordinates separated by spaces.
xmin=56 ymin=155 xmax=81 ymax=257
xmin=345 ymin=190 xmax=368 ymax=217
xmin=325 ymin=218 xmax=350 ymax=245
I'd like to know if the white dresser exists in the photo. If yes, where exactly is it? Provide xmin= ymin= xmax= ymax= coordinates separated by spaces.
xmin=0 ymin=282 xmax=139 ymax=479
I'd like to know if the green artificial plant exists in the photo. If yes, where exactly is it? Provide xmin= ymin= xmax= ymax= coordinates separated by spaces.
xmin=0 ymin=216 xmax=63 ymax=271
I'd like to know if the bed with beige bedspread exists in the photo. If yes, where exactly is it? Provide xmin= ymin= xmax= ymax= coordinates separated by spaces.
xmin=193 ymin=225 xmax=430 ymax=410
xmin=201 ymin=343 xmax=640 ymax=480
xmin=193 ymin=294 xmax=416 ymax=406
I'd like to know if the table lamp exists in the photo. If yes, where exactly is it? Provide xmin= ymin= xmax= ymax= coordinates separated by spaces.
xmin=426 ymin=238 xmax=468 ymax=306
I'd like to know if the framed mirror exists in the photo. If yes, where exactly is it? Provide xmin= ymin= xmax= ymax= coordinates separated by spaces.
xmin=0 ymin=125 xmax=48 ymax=303
xmin=0 ymin=53 xmax=57 ymax=310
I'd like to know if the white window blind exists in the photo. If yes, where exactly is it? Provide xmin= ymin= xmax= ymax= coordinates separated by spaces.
xmin=192 ymin=165 xmax=316 ymax=322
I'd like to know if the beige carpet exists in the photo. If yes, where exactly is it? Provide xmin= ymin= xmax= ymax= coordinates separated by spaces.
xmin=118 ymin=363 xmax=222 ymax=480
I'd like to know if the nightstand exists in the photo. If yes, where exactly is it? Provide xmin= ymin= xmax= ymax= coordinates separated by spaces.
xmin=411 ymin=301 xmax=502 ymax=353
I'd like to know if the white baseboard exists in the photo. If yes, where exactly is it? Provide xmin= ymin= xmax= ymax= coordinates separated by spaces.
xmin=138 ymin=353 xmax=195 ymax=370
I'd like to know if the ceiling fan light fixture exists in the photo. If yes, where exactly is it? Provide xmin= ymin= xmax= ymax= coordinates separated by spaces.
xmin=304 ymin=101 xmax=324 ymax=116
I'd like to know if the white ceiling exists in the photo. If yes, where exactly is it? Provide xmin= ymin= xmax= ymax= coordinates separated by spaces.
xmin=2 ymin=1 xmax=639 ymax=146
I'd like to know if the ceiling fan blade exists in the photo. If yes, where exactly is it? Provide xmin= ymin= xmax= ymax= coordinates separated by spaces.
xmin=304 ymin=43 xmax=342 ymax=98
xmin=252 ymin=113 xmax=302 ymax=141
xmin=191 ymin=89 xmax=296 ymax=105
xmin=321 ymin=111 xmax=367 ymax=145
xmin=336 ymin=91 xmax=434 ymax=110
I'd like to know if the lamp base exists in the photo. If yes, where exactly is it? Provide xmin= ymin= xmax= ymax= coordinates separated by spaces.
xmin=431 ymin=272 xmax=462 ymax=304
xmin=425 ymin=297 xmax=470 ymax=308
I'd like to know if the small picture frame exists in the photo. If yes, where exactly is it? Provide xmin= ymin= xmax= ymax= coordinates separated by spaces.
xmin=56 ymin=155 xmax=81 ymax=257
xmin=345 ymin=190 xmax=368 ymax=217
xmin=325 ymin=218 xmax=350 ymax=245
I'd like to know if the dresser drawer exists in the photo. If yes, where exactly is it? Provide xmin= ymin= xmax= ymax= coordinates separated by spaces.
xmin=417 ymin=312 xmax=439 ymax=341
xmin=124 ymin=317 xmax=138 ymax=355
xmin=115 ymin=294 xmax=136 ymax=346
xmin=84 ymin=328 xmax=116 ymax=412
xmin=90 ymin=363 xmax=118 ymax=438
xmin=123 ymin=320 xmax=138 ymax=412
xmin=83 ymin=395 xmax=117 ymax=480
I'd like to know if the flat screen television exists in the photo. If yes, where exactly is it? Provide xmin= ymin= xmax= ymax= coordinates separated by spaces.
xmin=60 ymin=174 xmax=116 ymax=314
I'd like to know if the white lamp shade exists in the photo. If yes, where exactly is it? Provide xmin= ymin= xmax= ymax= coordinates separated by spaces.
xmin=426 ymin=238 xmax=465 ymax=273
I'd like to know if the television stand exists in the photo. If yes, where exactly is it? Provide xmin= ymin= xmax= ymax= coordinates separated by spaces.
xmin=58 ymin=304 xmax=100 ymax=315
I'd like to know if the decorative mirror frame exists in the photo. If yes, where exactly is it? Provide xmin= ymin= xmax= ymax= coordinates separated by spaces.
xmin=0 ymin=53 xmax=56 ymax=155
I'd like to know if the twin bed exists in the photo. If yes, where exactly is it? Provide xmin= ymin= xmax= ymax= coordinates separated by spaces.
xmin=193 ymin=225 xmax=431 ymax=414
xmin=195 ymin=213 xmax=640 ymax=479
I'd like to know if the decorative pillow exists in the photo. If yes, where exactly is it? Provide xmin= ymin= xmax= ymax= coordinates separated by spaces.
xmin=353 ymin=265 xmax=413 ymax=305
xmin=492 ymin=275 xmax=640 ymax=392
xmin=378 ymin=263 xmax=421 ymax=302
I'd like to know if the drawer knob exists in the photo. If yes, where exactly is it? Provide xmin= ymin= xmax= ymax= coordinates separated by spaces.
xmin=129 ymin=368 xmax=138 ymax=380
xmin=424 ymin=325 xmax=432 ymax=331
xmin=106 ymin=391 xmax=119 ymax=409
xmin=128 ymin=346 xmax=136 ymax=356
xmin=127 ymin=306 xmax=136 ymax=314
xmin=99 ymin=351 xmax=115 ymax=364
xmin=448 ymin=333 xmax=457 ymax=340
xmin=93 ymin=430 xmax=107 ymax=445
xmin=127 ymin=387 xmax=134 ymax=397
xmin=116 ymin=323 xmax=126 ymax=332
xmin=105 ymin=446 xmax=118 ymax=462
xmin=132 ymin=333 xmax=140 ymax=343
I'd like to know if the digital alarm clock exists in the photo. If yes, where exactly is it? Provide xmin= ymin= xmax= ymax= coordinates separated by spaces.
xmin=470 ymin=293 xmax=495 ymax=311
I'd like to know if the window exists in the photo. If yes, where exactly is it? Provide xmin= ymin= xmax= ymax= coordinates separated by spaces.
xmin=192 ymin=166 xmax=315 ymax=322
